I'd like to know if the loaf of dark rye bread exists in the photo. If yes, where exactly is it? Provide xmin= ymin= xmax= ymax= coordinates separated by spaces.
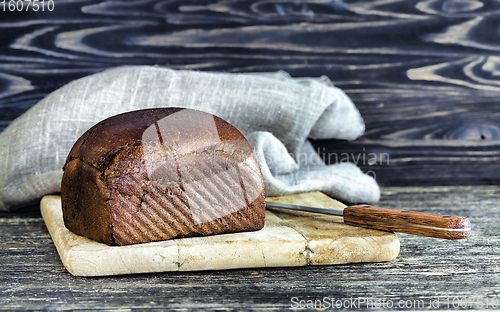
xmin=61 ymin=108 xmax=266 ymax=246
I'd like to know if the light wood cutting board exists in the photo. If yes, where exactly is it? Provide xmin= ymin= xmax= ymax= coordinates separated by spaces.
xmin=41 ymin=192 xmax=399 ymax=276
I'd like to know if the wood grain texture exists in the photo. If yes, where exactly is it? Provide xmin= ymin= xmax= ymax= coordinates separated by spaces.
xmin=344 ymin=204 xmax=471 ymax=239
xmin=1 ymin=186 xmax=498 ymax=310
xmin=0 ymin=0 xmax=499 ymax=186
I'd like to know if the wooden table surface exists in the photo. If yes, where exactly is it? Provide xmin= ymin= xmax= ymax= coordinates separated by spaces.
xmin=0 ymin=1 xmax=499 ymax=310
xmin=1 ymin=186 xmax=498 ymax=310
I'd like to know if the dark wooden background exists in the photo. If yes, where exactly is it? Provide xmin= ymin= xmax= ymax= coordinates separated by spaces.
xmin=1 ymin=2 xmax=499 ymax=310
xmin=1 ymin=0 xmax=499 ymax=187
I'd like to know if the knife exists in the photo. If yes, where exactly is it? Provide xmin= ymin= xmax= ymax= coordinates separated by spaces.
xmin=265 ymin=201 xmax=471 ymax=240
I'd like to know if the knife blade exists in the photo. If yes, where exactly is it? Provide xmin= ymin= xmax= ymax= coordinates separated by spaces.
xmin=264 ymin=201 xmax=471 ymax=240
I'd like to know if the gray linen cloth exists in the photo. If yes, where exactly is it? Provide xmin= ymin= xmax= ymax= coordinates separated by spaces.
xmin=0 ymin=66 xmax=379 ymax=211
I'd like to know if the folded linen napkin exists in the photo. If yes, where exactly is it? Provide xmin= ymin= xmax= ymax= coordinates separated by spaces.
xmin=0 ymin=66 xmax=379 ymax=211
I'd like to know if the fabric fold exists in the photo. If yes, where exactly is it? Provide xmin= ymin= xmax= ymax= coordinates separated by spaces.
xmin=0 ymin=66 xmax=379 ymax=211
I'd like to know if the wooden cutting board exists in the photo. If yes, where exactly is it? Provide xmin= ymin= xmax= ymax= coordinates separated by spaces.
xmin=41 ymin=192 xmax=399 ymax=276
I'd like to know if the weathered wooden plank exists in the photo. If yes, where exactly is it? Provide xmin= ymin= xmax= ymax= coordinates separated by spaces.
xmin=0 ymin=186 xmax=498 ymax=310
xmin=39 ymin=192 xmax=398 ymax=276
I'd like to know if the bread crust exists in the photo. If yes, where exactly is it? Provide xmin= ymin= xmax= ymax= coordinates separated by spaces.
xmin=61 ymin=108 xmax=265 ymax=246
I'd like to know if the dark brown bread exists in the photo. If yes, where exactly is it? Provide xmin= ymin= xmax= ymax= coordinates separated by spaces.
xmin=61 ymin=108 xmax=265 ymax=246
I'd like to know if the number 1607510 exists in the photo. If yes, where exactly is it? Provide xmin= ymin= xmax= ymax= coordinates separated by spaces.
xmin=2 ymin=0 xmax=55 ymax=12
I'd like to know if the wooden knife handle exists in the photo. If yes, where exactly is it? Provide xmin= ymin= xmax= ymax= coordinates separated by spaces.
xmin=343 ymin=205 xmax=471 ymax=239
